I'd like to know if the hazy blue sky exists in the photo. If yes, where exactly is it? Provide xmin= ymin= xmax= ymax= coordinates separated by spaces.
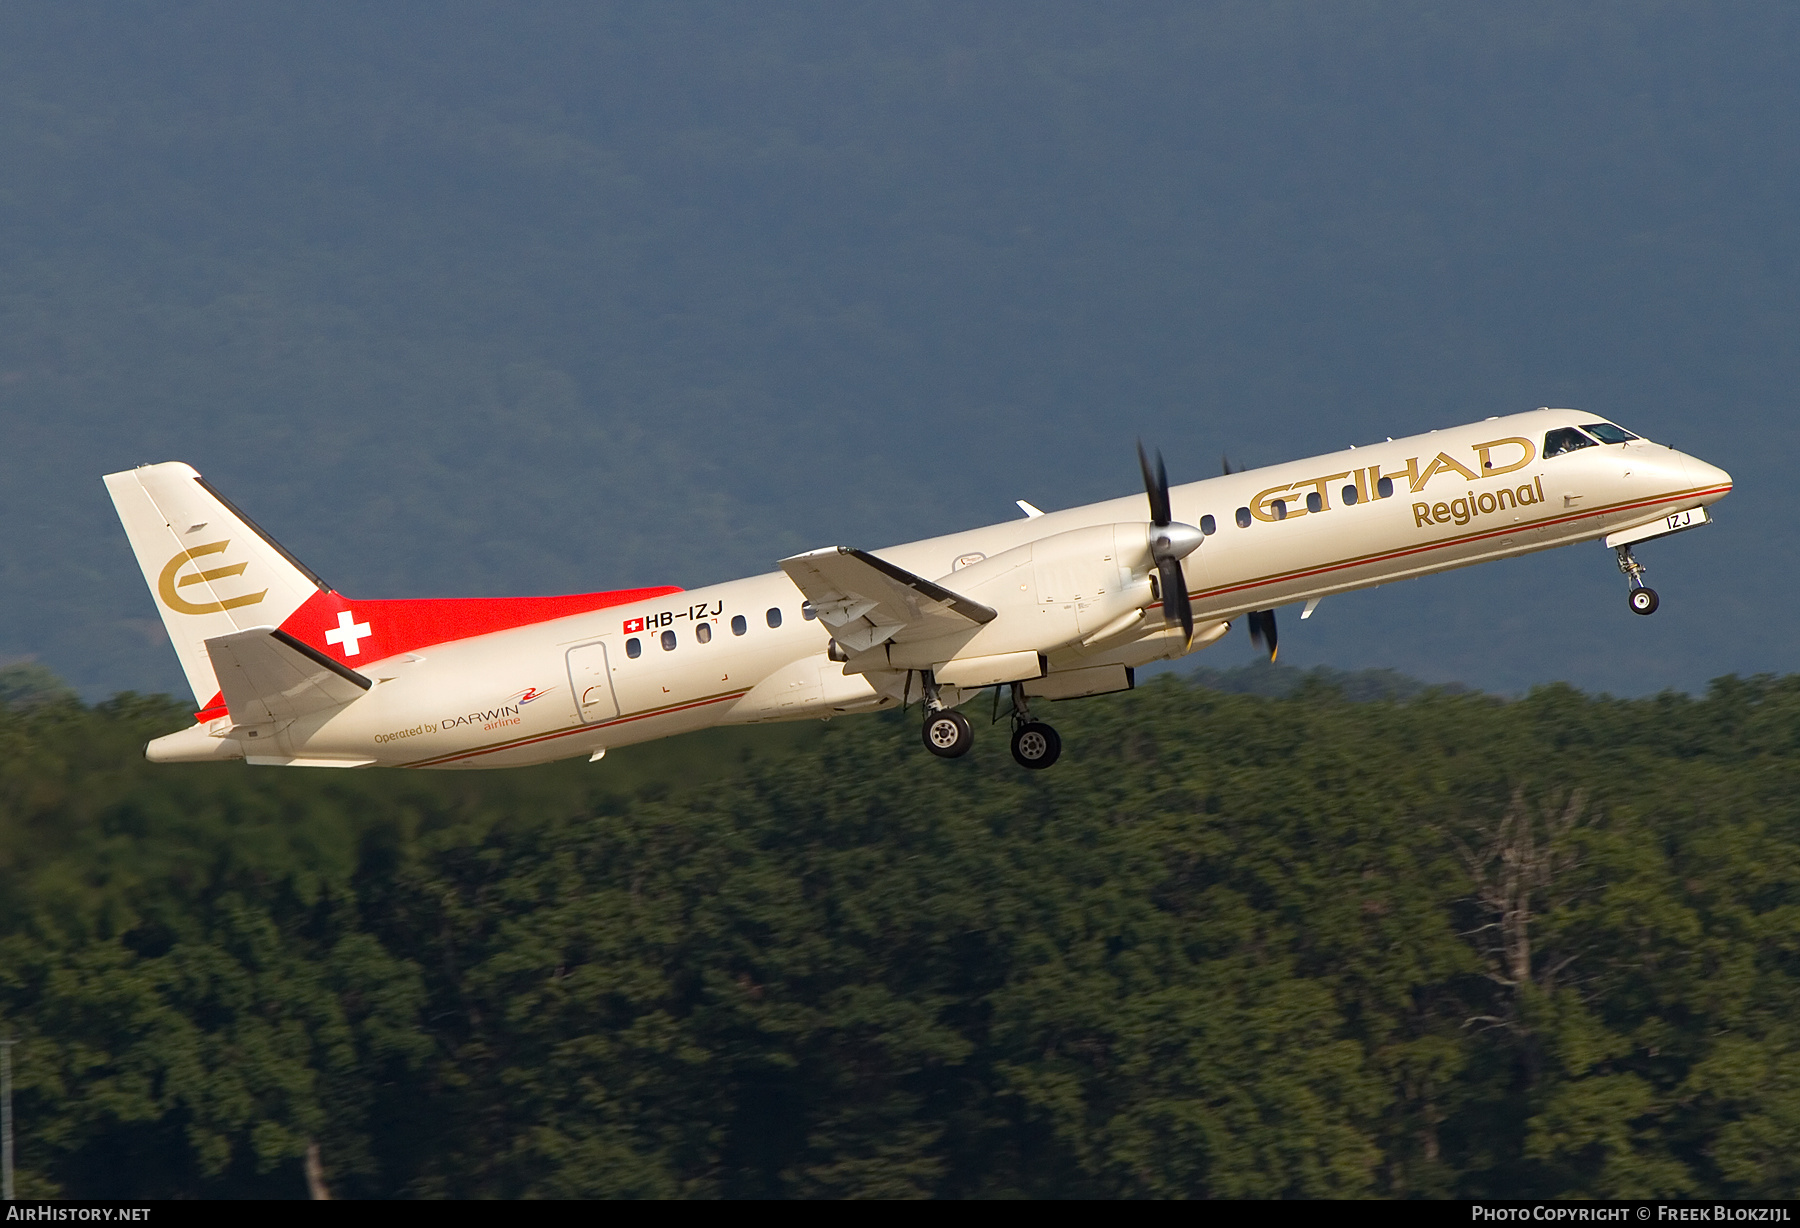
xmin=0 ymin=2 xmax=1791 ymax=699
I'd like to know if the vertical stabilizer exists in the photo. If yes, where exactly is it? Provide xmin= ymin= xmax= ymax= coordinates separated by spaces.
xmin=103 ymin=463 xmax=329 ymax=707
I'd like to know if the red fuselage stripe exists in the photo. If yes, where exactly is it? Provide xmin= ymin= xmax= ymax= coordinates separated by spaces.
xmin=1189 ymin=484 xmax=1731 ymax=605
xmin=400 ymin=689 xmax=752 ymax=768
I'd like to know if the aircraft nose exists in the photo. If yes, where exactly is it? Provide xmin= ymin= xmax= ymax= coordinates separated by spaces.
xmin=1683 ymin=454 xmax=1733 ymax=494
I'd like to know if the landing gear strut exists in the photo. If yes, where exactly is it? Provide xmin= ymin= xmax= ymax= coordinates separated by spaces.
xmin=1617 ymin=545 xmax=1659 ymax=615
xmin=919 ymin=671 xmax=974 ymax=758
xmin=1006 ymin=682 xmax=1061 ymax=770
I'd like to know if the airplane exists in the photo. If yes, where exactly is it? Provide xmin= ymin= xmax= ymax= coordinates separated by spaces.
xmin=105 ymin=407 xmax=1731 ymax=772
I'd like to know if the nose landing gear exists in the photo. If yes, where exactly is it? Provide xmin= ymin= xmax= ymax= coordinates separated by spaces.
xmin=1617 ymin=545 xmax=1659 ymax=615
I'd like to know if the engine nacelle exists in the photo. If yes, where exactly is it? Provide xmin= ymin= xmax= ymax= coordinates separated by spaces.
xmin=874 ymin=523 xmax=1166 ymax=675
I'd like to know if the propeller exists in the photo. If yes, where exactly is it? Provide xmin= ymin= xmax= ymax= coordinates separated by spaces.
xmin=1137 ymin=441 xmax=1200 ymax=644
xmin=1247 ymin=609 xmax=1279 ymax=661
xmin=1223 ymin=455 xmax=1278 ymax=661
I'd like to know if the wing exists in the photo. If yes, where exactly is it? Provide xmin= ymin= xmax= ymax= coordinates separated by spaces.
xmin=779 ymin=547 xmax=995 ymax=654
xmin=206 ymin=626 xmax=372 ymax=724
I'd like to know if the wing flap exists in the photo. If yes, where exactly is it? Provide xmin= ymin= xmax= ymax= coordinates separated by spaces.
xmin=206 ymin=626 xmax=372 ymax=725
xmin=779 ymin=548 xmax=995 ymax=654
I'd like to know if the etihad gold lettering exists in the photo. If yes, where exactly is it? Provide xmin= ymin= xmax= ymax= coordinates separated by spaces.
xmin=1376 ymin=458 xmax=1420 ymax=495
xmin=157 ymin=541 xmax=267 ymax=615
xmin=1472 ymin=436 xmax=1535 ymax=476
xmin=1414 ymin=451 xmax=1480 ymax=491
xmin=1299 ymin=471 xmax=1352 ymax=511
xmin=1250 ymin=484 xmax=1300 ymax=522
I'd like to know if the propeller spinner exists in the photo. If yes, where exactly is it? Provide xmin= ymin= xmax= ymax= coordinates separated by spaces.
xmin=1137 ymin=442 xmax=1202 ymax=644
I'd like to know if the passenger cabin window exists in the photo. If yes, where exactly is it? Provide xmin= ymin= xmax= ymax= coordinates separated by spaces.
xmin=661 ymin=629 xmax=677 ymax=651
xmin=1376 ymin=476 xmax=1394 ymax=499
xmin=731 ymin=614 xmax=747 ymax=636
xmin=696 ymin=622 xmax=712 ymax=644
xmin=766 ymin=607 xmax=783 ymax=629
xmin=1235 ymin=506 xmax=1252 ymax=528
xmin=801 ymin=602 xmax=817 ymax=620
xmin=1341 ymin=484 xmax=1358 ymax=506
xmin=625 ymin=637 xmax=642 ymax=659
xmin=1582 ymin=422 xmax=1639 ymax=444
xmin=1544 ymin=427 xmax=1598 ymax=457
xmin=1271 ymin=499 xmax=1288 ymax=521
xmin=1199 ymin=514 xmax=1216 ymax=535
xmin=1305 ymin=492 xmax=1323 ymax=514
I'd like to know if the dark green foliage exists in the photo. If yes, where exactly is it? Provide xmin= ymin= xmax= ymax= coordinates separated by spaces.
xmin=1190 ymin=661 xmax=1471 ymax=703
xmin=2 ymin=674 xmax=1799 ymax=1197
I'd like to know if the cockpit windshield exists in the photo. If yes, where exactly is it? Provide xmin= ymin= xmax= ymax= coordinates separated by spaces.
xmin=1543 ymin=427 xmax=1598 ymax=458
xmin=1581 ymin=422 xmax=1640 ymax=444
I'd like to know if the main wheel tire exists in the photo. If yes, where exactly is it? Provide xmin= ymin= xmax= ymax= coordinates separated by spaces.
xmin=922 ymin=709 xmax=974 ymax=758
xmin=1629 ymin=587 xmax=1660 ymax=616
xmin=1010 ymin=721 xmax=1062 ymax=770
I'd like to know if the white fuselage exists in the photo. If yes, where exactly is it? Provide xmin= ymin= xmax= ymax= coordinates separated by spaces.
xmin=148 ymin=408 xmax=1732 ymax=769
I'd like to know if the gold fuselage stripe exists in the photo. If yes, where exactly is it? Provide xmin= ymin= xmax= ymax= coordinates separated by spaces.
xmin=1187 ymin=482 xmax=1730 ymax=610
xmin=398 ymin=685 xmax=754 ymax=768
xmin=395 ymin=484 xmax=1730 ymax=767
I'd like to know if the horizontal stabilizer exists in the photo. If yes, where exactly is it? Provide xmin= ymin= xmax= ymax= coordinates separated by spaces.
xmin=206 ymin=626 xmax=371 ymax=726
xmin=779 ymin=547 xmax=995 ymax=654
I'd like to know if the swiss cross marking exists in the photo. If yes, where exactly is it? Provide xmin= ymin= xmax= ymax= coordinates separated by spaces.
xmin=325 ymin=609 xmax=373 ymax=656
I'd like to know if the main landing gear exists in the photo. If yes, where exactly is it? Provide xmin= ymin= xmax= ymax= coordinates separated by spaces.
xmin=919 ymin=671 xmax=976 ymax=758
xmin=1005 ymin=680 xmax=1061 ymax=770
xmin=915 ymin=675 xmax=1062 ymax=768
xmin=1010 ymin=719 xmax=1062 ymax=771
xmin=1616 ymin=545 xmax=1660 ymax=616
xmin=922 ymin=709 xmax=975 ymax=758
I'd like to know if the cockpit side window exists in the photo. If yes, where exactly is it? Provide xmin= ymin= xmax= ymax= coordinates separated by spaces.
xmin=1581 ymin=422 xmax=1640 ymax=444
xmin=1543 ymin=427 xmax=1598 ymax=458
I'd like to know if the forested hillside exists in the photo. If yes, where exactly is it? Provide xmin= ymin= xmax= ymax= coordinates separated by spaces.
xmin=2 ymin=672 xmax=1796 ymax=1198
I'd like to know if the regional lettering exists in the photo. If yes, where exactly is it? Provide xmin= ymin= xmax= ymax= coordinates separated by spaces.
xmin=1414 ymin=477 xmax=1545 ymax=528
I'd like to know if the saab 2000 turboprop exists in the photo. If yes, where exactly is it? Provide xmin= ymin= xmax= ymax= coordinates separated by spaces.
xmin=106 ymin=408 xmax=1731 ymax=771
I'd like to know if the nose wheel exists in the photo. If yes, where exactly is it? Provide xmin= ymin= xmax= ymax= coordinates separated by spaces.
xmin=1616 ymin=545 xmax=1660 ymax=616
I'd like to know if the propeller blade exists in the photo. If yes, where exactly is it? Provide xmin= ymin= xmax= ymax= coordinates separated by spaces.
xmin=1158 ymin=556 xmax=1193 ymax=643
xmin=1138 ymin=440 xmax=1172 ymax=527
xmin=1248 ymin=609 xmax=1279 ymax=661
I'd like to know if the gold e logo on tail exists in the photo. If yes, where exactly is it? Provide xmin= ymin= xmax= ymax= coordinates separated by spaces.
xmin=157 ymin=541 xmax=268 ymax=615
